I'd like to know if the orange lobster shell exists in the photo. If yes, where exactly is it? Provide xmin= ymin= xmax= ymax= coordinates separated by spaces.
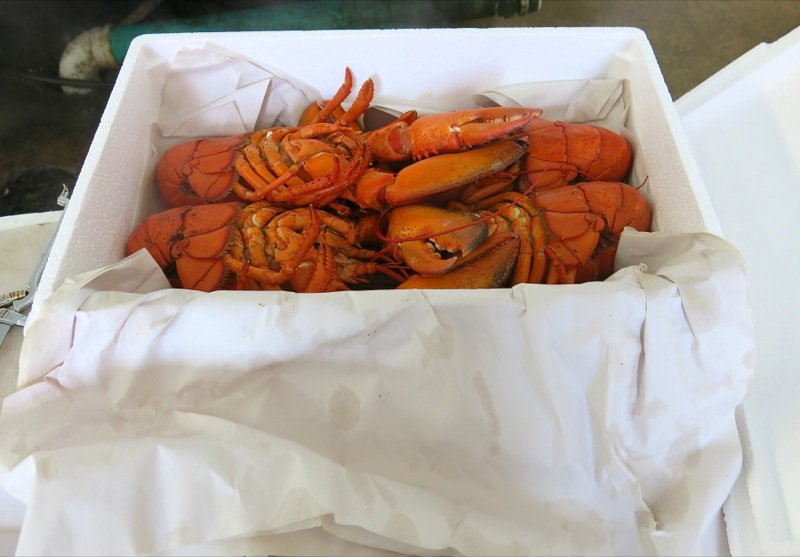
xmin=154 ymin=68 xmax=375 ymax=210
xmin=136 ymin=66 xmax=655 ymax=293
xmin=126 ymin=201 xmax=404 ymax=293
xmin=126 ymin=202 xmax=241 ymax=291
xmin=521 ymin=119 xmax=633 ymax=190
xmin=384 ymin=181 xmax=651 ymax=288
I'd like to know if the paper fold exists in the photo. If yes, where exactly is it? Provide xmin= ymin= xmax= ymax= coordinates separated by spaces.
xmin=0 ymin=231 xmax=753 ymax=556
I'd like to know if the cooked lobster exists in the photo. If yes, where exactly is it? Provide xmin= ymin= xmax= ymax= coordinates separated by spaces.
xmin=126 ymin=201 xmax=404 ymax=292
xmin=130 ymin=68 xmax=654 ymax=292
xmin=384 ymin=181 xmax=652 ymax=288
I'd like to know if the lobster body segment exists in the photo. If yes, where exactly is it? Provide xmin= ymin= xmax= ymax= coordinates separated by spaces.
xmin=156 ymin=136 xmax=245 ymax=207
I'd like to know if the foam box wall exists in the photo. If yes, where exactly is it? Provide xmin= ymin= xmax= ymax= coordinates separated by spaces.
xmin=33 ymin=28 xmax=721 ymax=314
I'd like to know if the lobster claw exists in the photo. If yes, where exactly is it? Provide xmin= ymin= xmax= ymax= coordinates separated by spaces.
xmin=367 ymin=107 xmax=541 ymax=162
xmin=398 ymin=232 xmax=521 ymax=290
xmin=356 ymin=140 xmax=528 ymax=210
xmin=386 ymin=205 xmax=488 ymax=275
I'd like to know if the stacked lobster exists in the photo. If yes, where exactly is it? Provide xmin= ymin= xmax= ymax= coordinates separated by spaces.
xmin=126 ymin=69 xmax=651 ymax=292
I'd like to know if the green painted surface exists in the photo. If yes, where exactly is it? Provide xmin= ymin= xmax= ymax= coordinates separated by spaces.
xmin=109 ymin=0 xmax=536 ymax=61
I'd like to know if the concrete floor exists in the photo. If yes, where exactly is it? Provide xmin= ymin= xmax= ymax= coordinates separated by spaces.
xmin=0 ymin=0 xmax=798 ymax=216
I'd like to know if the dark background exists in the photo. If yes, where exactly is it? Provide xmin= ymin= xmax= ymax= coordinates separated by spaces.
xmin=1 ymin=0 xmax=798 ymax=216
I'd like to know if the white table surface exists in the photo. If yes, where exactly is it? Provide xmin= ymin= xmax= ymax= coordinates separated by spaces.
xmin=0 ymin=211 xmax=60 ymax=555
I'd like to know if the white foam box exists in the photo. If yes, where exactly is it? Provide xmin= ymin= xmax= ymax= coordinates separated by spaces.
xmin=33 ymin=27 xmax=720 ymax=312
xmin=10 ymin=29 xmax=743 ymax=556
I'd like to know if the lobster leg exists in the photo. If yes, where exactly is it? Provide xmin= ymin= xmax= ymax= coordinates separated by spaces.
xmin=301 ymin=243 xmax=336 ymax=293
xmin=299 ymin=67 xmax=374 ymax=130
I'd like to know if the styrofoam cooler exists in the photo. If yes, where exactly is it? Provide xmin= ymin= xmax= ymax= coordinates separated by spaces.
xmin=675 ymin=25 xmax=800 ymax=556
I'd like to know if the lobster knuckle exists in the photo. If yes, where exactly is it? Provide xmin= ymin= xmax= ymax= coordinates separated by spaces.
xmin=355 ymin=168 xmax=395 ymax=210
xmin=366 ymin=120 xmax=412 ymax=162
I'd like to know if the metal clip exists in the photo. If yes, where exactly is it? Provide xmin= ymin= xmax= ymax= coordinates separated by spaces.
xmin=0 ymin=306 xmax=27 ymax=347
xmin=0 ymin=307 xmax=27 ymax=328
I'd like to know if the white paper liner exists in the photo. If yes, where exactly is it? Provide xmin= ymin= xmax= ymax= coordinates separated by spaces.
xmin=151 ymin=42 xmax=630 ymax=141
xmin=158 ymin=43 xmax=322 ymax=137
xmin=0 ymin=230 xmax=753 ymax=556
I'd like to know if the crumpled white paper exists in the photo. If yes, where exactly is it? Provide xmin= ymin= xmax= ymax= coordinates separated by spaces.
xmin=362 ymin=78 xmax=627 ymax=137
xmin=158 ymin=43 xmax=321 ymax=137
xmin=155 ymin=43 xmax=628 ymax=139
xmin=474 ymin=78 xmax=628 ymax=132
xmin=0 ymin=230 xmax=753 ymax=556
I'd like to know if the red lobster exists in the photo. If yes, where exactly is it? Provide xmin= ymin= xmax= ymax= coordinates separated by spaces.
xmin=520 ymin=118 xmax=633 ymax=190
xmin=384 ymin=181 xmax=652 ymax=288
xmin=126 ymin=201 xmax=404 ymax=293
xmin=155 ymin=68 xmax=375 ymax=209
xmin=155 ymin=67 xmax=542 ymax=212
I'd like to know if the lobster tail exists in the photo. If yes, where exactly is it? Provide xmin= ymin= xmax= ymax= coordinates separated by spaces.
xmin=126 ymin=202 xmax=242 ymax=291
xmin=156 ymin=136 xmax=245 ymax=208
xmin=522 ymin=119 xmax=633 ymax=190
